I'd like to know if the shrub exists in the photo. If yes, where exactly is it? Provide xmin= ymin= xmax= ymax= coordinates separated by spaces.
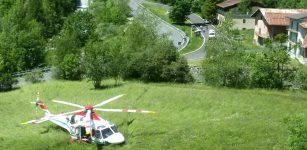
xmin=25 ymin=68 xmax=43 ymax=83
xmin=0 ymin=73 xmax=17 ymax=91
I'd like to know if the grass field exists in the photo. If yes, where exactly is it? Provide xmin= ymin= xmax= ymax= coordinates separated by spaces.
xmin=1 ymin=80 xmax=307 ymax=149
xmin=235 ymin=29 xmax=259 ymax=49
xmin=142 ymin=3 xmax=203 ymax=55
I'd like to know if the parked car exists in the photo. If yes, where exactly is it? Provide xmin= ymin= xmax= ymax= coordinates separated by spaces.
xmin=208 ymin=29 xmax=215 ymax=38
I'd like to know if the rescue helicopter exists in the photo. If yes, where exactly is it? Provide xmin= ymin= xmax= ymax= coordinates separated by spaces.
xmin=22 ymin=93 xmax=155 ymax=145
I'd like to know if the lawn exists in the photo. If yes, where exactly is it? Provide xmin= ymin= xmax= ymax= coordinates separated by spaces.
xmin=142 ymin=3 xmax=203 ymax=55
xmin=234 ymin=29 xmax=259 ymax=49
xmin=0 ymin=80 xmax=307 ymax=149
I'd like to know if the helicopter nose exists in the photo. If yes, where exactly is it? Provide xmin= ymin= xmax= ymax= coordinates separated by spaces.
xmin=106 ymin=133 xmax=125 ymax=144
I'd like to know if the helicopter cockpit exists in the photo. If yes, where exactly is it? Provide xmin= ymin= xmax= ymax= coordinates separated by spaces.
xmin=94 ymin=125 xmax=124 ymax=144
xmin=95 ymin=125 xmax=118 ymax=139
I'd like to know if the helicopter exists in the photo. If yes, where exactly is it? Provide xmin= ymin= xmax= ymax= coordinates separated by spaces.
xmin=22 ymin=93 xmax=155 ymax=145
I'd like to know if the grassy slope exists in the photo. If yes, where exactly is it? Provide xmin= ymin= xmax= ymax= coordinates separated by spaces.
xmin=142 ymin=4 xmax=203 ymax=55
xmin=0 ymin=80 xmax=307 ymax=149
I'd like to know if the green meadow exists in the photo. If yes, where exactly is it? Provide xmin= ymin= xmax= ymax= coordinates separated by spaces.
xmin=0 ymin=80 xmax=306 ymax=149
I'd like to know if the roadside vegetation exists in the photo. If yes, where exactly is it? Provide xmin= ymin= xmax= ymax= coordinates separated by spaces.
xmin=1 ymin=80 xmax=307 ymax=149
xmin=142 ymin=3 xmax=203 ymax=54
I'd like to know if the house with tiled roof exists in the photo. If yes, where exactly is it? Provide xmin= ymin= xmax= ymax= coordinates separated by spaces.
xmin=287 ymin=12 xmax=307 ymax=64
xmin=216 ymin=0 xmax=263 ymax=30
xmin=251 ymin=8 xmax=307 ymax=46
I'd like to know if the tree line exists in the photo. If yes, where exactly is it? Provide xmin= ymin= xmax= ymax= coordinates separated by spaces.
xmin=0 ymin=0 xmax=76 ymax=91
xmin=0 ymin=0 xmax=192 ymax=91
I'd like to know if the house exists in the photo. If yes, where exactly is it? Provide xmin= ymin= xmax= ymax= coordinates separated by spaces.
xmin=251 ymin=8 xmax=307 ymax=46
xmin=287 ymin=12 xmax=307 ymax=64
xmin=216 ymin=0 xmax=262 ymax=30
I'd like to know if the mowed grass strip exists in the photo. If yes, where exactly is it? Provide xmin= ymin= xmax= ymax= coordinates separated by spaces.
xmin=0 ymin=80 xmax=306 ymax=149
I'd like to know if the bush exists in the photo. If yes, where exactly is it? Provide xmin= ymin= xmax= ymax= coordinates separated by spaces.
xmin=25 ymin=68 xmax=43 ymax=83
xmin=202 ymin=51 xmax=250 ymax=88
xmin=284 ymin=114 xmax=307 ymax=150
xmin=292 ymin=68 xmax=307 ymax=90
xmin=0 ymin=73 xmax=17 ymax=91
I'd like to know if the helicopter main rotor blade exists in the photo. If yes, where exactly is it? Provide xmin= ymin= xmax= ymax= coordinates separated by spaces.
xmin=56 ymin=109 xmax=84 ymax=116
xmin=94 ymin=108 xmax=155 ymax=113
xmin=52 ymin=100 xmax=84 ymax=109
xmin=94 ymin=94 xmax=125 ymax=108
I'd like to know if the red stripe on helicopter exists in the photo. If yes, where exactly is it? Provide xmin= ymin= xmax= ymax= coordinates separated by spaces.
xmin=92 ymin=113 xmax=100 ymax=120
xmin=136 ymin=109 xmax=141 ymax=112
xmin=122 ymin=109 xmax=128 ymax=112
xmin=74 ymin=111 xmax=84 ymax=116
xmin=39 ymin=102 xmax=47 ymax=110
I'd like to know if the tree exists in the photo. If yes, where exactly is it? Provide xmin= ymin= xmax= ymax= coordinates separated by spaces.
xmin=121 ymin=14 xmax=192 ymax=83
xmin=238 ymin=0 xmax=251 ymax=14
xmin=169 ymin=0 xmax=191 ymax=23
xmin=83 ymin=41 xmax=110 ymax=88
xmin=51 ymin=11 xmax=94 ymax=80
xmin=191 ymin=0 xmax=201 ymax=13
xmin=201 ymin=0 xmax=216 ymax=23
xmin=89 ymin=0 xmax=131 ymax=25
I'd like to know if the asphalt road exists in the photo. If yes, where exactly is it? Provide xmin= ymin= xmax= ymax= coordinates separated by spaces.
xmin=129 ymin=0 xmax=188 ymax=49
xmin=131 ymin=0 xmax=207 ymax=60
xmin=183 ymin=14 xmax=210 ymax=61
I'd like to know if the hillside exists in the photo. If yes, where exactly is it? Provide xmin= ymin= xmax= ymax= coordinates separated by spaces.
xmin=0 ymin=80 xmax=306 ymax=149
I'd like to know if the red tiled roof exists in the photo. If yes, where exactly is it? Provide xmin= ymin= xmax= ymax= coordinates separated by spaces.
xmin=300 ymin=22 xmax=307 ymax=29
xmin=302 ymin=36 xmax=307 ymax=48
xmin=217 ymin=0 xmax=241 ymax=8
xmin=251 ymin=9 xmax=307 ymax=26
xmin=266 ymin=12 xmax=292 ymax=26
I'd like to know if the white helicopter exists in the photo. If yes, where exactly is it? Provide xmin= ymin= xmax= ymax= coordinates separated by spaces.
xmin=22 ymin=93 xmax=155 ymax=145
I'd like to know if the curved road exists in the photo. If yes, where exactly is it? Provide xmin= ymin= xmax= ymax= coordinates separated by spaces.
xmin=129 ymin=0 xmax=188 ymax=49
xmin=131 ymin=0 xmax=206 ymax=60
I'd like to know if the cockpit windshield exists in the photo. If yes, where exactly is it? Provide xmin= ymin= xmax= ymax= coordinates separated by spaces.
xmin=111 ymin=126 xmax=118 ymax=133
xmin=101 ymin=128 xmax=114 ymax=139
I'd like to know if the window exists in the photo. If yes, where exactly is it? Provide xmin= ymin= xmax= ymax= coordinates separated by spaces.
xmin=290 ymin=32 xmax=298 ymax=43
xmin=95 ymin=130 xmax=102 ymax=139
xmin=243 ymin=19 xmax=246 ymax=23
xmin=291 ymin=20 xmax=299 ymax=31
xmin=111 ymin=126 xmax=118 ymax=133
xmin=101 ymin=128 xmax=113 ymax=139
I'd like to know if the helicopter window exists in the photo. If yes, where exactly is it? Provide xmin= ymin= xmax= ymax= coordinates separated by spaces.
xmin=101 ymin=128 xmax=113 ymax=139
xmin=70 ymin=115 xmax=76 ymax=124
xmin=111 ymin=126 xmax=118 ymax=133
xmin=95 ymin=130 xmax=102 ymax=139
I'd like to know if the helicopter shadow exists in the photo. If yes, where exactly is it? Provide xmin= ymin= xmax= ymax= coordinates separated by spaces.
xmin=40 ymin=125 xmax=67 ymax=134
xmin=90 ymin=83 xmax=124 ymax=90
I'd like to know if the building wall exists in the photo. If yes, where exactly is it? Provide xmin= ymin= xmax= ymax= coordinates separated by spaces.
xmin=218 ymin=13 xmax=255 ymax=30
xmin=253 ymin=13 xmax=270 ymax=45
xmin=233 ymin=18 xmax=255 ymax=29
xmin=288 ymin=19 xmax=307 ymax=65
xmin=217 ymin=13 xmax=225 ymax=24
